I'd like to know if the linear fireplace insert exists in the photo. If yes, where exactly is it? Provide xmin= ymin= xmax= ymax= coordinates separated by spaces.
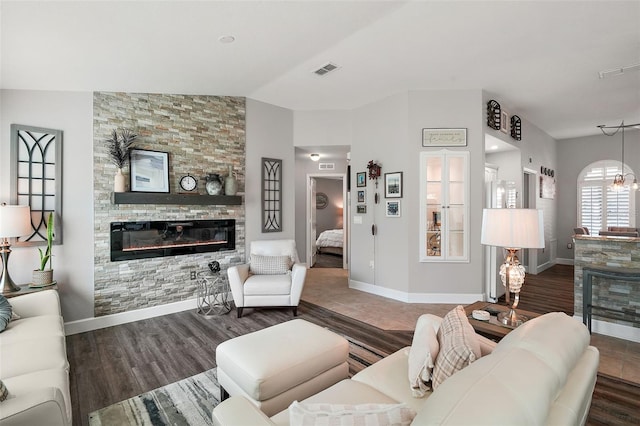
xmin=110 ymin=219 xmax=235 ymax=261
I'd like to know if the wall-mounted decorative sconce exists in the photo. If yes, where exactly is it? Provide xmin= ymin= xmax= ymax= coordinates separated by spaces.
xmin=510 ymin=115 xmax=522 ymax=141
xmin=487 ymin=100 xmax=501 ymax=130
xmin=310 ymin=153 xmax=320 ymax=162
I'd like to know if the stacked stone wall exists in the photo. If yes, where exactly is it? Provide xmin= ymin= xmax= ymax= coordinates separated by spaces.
xmin=574 ymin=237 xmax=640 ymax=328
xmin=93 ymin=92 xmax=245 ymax=316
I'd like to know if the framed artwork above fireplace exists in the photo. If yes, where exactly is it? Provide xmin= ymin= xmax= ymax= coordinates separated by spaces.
xmin=130 ymin=149 xmax=170 ymax=193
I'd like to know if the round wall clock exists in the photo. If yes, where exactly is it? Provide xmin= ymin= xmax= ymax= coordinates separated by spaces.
xmin=179 ymin=174 xmax=197 ymax=192
xmin=316 ymin=192 xmax=329 ymax=209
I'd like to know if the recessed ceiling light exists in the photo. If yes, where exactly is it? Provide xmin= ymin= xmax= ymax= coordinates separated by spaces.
xmin=491 ymin=145 xmax=498 ymax=150
xmin=218 ymin=35 xmax=236 ymax=44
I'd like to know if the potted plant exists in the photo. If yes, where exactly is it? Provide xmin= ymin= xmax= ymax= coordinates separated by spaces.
xmin=32 ymin=212 xmax=55 ymax=286
xmin=105 ymin=128 xmax=137 ymax=192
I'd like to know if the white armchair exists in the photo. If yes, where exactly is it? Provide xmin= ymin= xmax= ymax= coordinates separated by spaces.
xmin=227 ymin=239 xmax=307 ymax=318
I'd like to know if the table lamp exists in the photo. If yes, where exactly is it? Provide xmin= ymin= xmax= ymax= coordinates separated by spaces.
xmin=481 ymin=208 xmax=544 ymax=326
xmin=0 ymin=204 xmax=32 ymax=293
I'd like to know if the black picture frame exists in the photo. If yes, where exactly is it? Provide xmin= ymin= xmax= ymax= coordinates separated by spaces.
xmin=130 ymin=149 xmax=170 ymax=193
xmin=384 ymin=172 xmax=403 ymax=198
xmin=356 ymin=172 xmax=366 ymax=187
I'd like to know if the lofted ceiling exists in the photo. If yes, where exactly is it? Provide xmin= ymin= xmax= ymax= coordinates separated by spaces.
xmin=1 ymin=0 xmax=639 ymax=140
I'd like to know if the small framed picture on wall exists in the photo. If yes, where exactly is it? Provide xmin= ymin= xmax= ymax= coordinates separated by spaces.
xmin=356 ymin=172 xmax=367 ymax=187
xmin=386 ymin=200 xmax=401 ymax=217
xmin=357 ymin=205 xmax=367 ymax=214
xmin=500 ymin=110 xmax=509 ymax=133
xmin=357 ymin=190 xmax=366 ymax=203
xmin=384 ymin=172 xmax=403 ymax=198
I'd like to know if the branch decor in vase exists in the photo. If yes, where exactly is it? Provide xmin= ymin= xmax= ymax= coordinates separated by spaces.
xmin=105 ymin=128 xmax=138 ymax=192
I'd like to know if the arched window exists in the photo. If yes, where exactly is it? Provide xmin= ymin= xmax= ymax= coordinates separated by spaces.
xmin=577 ymin=160 xmax=636 ymax=235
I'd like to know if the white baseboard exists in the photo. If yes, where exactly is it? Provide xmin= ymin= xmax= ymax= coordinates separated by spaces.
xmin=573 ymin=315 xmax=640 ymax=343
xmin=536 ymin=260 xmax=554 ymax=273
xmin=555 ymin=258 xmax=575 ymax=265
xmin=64 ymin=298 xmax=198 ymax=335
xmin=349 ymin=279 xmax=482 ymax=304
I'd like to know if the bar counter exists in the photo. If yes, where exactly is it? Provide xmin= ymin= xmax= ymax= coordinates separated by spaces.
xmin=573 ymin=235 xmax=640 ymax=333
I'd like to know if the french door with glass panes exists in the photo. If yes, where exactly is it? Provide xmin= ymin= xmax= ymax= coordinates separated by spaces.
xmin=419 ymin=150 xmax=469 ymax=262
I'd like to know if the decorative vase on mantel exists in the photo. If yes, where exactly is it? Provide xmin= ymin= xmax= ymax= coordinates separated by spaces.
xmin=205 ymin=173 xmax=224 ymax=195
xmin=225 ymin=165 xmax=238 ymax=196
xmin=114 ymin=168 xmax=126 ymax=192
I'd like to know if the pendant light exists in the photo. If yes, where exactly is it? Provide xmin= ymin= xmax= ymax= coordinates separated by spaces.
xmin=597 ymin=121 xmax=640 ymax=191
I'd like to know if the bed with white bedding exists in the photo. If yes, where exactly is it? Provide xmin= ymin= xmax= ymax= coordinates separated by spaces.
xmin=315 ymin=229 xmax=343 ymax=255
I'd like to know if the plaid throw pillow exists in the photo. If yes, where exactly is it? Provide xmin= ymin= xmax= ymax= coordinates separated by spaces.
xmin=431 ymin=305 xmax=482 ymax=389
xmin=249 ymin=255 xmax=291 ymax=275
xmin=0 ymin=380 xmax=8 ymax=402
xmin=289 ymin=401 xmax=416 ymax=426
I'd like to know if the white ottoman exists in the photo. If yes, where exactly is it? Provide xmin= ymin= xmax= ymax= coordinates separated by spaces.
xmin=216 ymin=319 xmax=349 ymax=416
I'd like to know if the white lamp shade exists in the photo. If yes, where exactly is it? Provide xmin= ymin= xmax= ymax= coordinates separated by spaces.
xmin=481 ymin=208 xmax=545 ymax=249
xmin=0 ymin=205 xmax=32 ymax=238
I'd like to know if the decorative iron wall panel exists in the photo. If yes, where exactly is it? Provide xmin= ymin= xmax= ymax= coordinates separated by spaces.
xmin=261 ymin=157 xmax=282 ymax=232
xmin=10 ymin=124 xmax=63 ymax=245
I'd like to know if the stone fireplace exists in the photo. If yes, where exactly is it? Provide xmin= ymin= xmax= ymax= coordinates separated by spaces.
xmin=93 ymin=92 xmax=246 ymax=316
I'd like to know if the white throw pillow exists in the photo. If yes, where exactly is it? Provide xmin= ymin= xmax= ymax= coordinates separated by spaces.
xmin=289 ymin=401 xmax=416 ymax=426
xmin=407 ymin=315 xmax=440 ymax=397
xmin=249 ymin=254 xmax=291 ymax=275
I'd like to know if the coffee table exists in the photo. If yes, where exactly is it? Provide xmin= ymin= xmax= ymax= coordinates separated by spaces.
xmin=464 ymin=301 xmax=540 ymax=341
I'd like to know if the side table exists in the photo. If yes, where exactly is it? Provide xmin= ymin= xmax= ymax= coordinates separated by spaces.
xmin=464 ymin=301 xmax=540 ymax=341
xmin=196 ymin=271 xmax=231 ymax=317
xmin=3 ymin=283 xmax=58 ymax=299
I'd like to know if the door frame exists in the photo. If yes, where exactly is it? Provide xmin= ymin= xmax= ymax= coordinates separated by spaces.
xmin=306 ymin=173 xmax=348 ymax=268
xmin=523 ymin=167 xmax=539 ymax=274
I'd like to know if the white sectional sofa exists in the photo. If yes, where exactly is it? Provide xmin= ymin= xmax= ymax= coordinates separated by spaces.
xmin=212 ymin=311 xmax=599 ymax=425
xmin=0 ymin=290 xmax=71 ymax=426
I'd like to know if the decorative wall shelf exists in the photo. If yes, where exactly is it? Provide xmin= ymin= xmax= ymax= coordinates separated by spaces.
xmin=112 ymin=192 xmax=242 ymax=205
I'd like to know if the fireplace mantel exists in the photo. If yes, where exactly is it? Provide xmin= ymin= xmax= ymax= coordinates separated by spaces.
xmin=111 ymin=192 xmax=242 ymax=205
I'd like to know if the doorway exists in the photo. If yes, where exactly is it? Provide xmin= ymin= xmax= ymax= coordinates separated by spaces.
xmin=306 ymin=173 xmax=347 ymax=269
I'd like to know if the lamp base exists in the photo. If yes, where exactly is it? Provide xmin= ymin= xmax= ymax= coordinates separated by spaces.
xmin=1 ymin=244 xmax=21 ymax=294
xmin=498 ymin=309 xmax=528 ymax=327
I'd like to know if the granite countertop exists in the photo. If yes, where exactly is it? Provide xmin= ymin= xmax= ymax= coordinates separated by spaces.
xmin=574 ymin=234 xmax=640 ymax=243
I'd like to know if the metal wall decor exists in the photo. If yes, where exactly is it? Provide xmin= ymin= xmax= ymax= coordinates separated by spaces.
xmin=510 ymin=115 xmax=522 ymax=141
xmin=261 ymin=157 xmax=282 ymax=232
xmin=10 ymin=124 xmax=63 ymax=245
xmin=486 ymin=100 xmax=501 ymax=130
xmin=540 ymin=166 xmax=554 ymax=177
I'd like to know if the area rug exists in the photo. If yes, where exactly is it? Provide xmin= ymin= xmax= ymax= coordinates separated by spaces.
xmin=88 ymin=336 xmax=387 ymax=426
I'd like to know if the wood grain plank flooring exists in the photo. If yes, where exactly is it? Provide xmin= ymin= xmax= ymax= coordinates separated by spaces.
xmin=66 ymin=302 xmax=412 ymax=426
xmin=66 ymin=264 xmax=638 ymax=426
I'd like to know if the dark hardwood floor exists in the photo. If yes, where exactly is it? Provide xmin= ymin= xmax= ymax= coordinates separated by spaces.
xmin=66 ymin=302 xmax=411 ymax=426
xmin=67 ymin=264 xmax=636 ymax=425
xmin=499 ymin=263 xmax=575 ymax=315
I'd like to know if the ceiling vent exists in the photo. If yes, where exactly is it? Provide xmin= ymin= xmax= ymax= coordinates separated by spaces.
xmin=313 ymin=62 xmax=339 ymax=76
xmin=319 ymin=163 xmax=335 ymax=170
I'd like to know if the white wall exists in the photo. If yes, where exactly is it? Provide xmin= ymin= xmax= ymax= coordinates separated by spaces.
xmin=351 ymin=92 xmax=410 ymax=292
xmin=293 ymin=110 xmax=352 ymax=147
xmin=1 ymin=89 xmax=95 ymax=321
xmin=406 ymin=90 xmax=485 ymax=299
xmin=245 ymin=99 xmax=295 ymax=245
